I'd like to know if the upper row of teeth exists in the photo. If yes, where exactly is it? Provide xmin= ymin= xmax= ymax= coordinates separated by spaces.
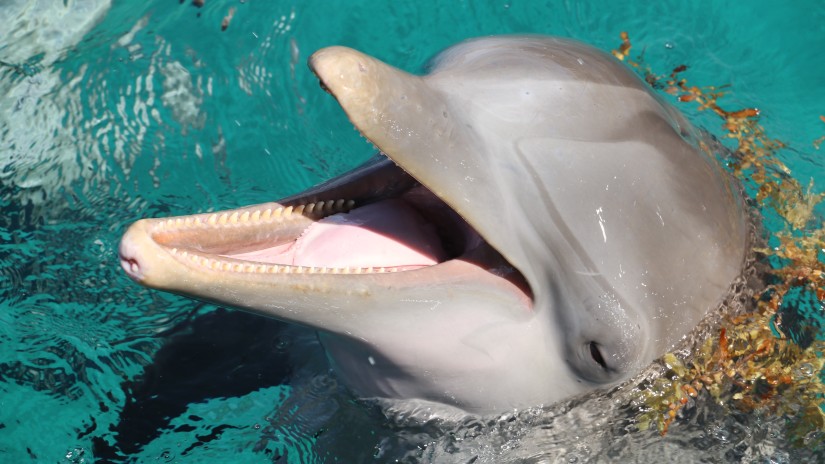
xmin=169 ymin=248 xmax=400 ymax=274
xmin=155 ymin=199 xmax=355 ymax=230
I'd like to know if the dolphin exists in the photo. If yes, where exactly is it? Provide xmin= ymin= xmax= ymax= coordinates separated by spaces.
xmin=119 ymin=36 xmax=747 ymax=414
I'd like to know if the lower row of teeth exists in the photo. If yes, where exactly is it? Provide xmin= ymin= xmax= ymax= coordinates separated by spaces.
xmin=169 ymin=248 xmax=399 ymax=274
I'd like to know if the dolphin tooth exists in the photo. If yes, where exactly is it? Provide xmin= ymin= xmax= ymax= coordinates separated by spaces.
xmin=184 ymin=217 xmax=194 ymax=227
xmin=229 ymin=212 xmax=240 ymax=224
xmin=240 ymin=211 xmax=250 ymax=222
xmin=251 ymin=210 xmax=261 ymax=222
xmin=284 ymin=206 xmax=294 ymax=217
xmin=207 ymin=214 xmax=218 ymax=225
xmin=315 ymin=201 xmax=325 ymax=214
xmin=218 ymin=213 xmax=228 ymax=225
xmin=306 ymin=202 xmax=316 ymax=214
xmin=273 ymin=208 xmax=283 ymax=220
xmin=335 ymin=199 xmax=345 ymax=211
xmin=175 ymin=218 xmax=184 ymax=228
xmin=232 ymin=263 xmax=243 ymax=272
xmin=345 ymin=200 xmax=355 ymax=210
xmin=294 ymin=204 xmax=306 ymax=215
xmin=262 ymin=208 xmax=272 ymax=221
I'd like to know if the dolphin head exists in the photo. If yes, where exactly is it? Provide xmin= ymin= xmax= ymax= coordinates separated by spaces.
xmin=120 ymin=36 xmax=747 ymax=414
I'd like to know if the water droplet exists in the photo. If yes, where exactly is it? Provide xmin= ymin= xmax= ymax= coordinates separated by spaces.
xmin=159 ymin=449 xmax=175 ymax=462
xmin=767 ymin=450 xmax=790 ymax=464
xmin=793 ymin=362 xmax=813 ymax=377
xmin=272 ymin=335 xmax=291 ymax=353
xmin=711 ymin=427 xmax=730 ymax=443
xmin=64 ymin=447 xmax=86 ymax=463
xmin=664 ymin=41 xmax=675 ymax=49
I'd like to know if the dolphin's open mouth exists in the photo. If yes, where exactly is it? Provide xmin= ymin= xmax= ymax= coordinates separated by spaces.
xmin=119 ymin=157 xmax=531 ymax=302
xmin=123 ymin=170 xmax=476 ymax=275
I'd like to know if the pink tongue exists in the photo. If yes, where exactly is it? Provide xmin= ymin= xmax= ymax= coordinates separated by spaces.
xmin=291 ymin=199 xmax=446 ymax=269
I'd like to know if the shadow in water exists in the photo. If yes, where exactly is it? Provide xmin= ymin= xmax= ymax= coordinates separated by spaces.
xmin=91 ymin=307 xmax=292 ymax=460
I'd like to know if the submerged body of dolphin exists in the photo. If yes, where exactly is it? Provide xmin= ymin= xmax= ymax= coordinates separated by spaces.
xmin=119 ymin=36 xmax=747 ymax=414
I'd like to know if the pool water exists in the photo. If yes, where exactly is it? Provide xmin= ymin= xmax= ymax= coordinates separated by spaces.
xmin=1 ymin=0 xmax=823 ymax=462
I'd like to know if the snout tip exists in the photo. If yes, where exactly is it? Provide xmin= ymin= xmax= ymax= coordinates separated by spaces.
xmin=118 ymin=219 xmax=156 ymax=283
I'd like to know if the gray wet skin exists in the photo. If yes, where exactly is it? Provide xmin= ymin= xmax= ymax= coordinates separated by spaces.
xmin=120 ymin=36 xmax=747 ymax=414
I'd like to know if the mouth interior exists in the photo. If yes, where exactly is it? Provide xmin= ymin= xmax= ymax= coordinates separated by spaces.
xmin=143 ymin=182 xmax=485 ymax=275
xmin=222 ymin=185 xmax=477 ymax=271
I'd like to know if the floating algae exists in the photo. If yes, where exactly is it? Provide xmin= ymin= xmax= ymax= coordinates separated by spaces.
xmin=613 ymin=32 xmax=825 ymax=443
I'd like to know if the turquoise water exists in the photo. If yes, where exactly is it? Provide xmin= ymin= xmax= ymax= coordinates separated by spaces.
xmin=1 ymin=0 xmax=823 ymax=462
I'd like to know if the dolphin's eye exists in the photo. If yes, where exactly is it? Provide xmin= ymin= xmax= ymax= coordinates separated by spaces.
xmin=589 ymin=341 xmax=607 ymax=369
